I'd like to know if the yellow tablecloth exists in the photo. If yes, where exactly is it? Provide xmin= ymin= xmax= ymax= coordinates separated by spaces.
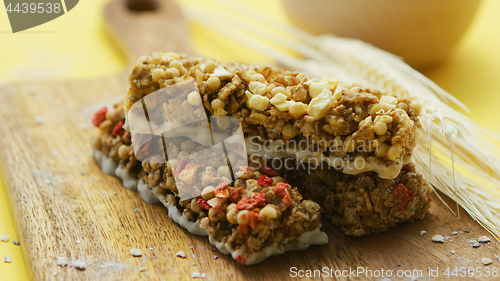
xmin=0 ymin=0 xmax=499 ymax=279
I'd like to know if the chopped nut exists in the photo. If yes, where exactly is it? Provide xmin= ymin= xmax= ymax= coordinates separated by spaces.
xmin=307 ymin=91 xmax=332 ymax=120
xmin=176 ymin=251 xmax=187 ymax=258
xmin=0 ymin=235 xmax=9 ymax=242
xmin=270 ymin=93 xmax=293 ymax=112
xmin=248 ymin=94 xmax=269 ymax=111
xmin=432 ymin=235 xmax=444 ymax=243
xmin=57 ymin=257 xmax=68 ymax=267
xmin=309 ymin=81 xmax=330 ymax=98
xmin=249 ymin=81 xmax=266 ymax=96
xmin=130 ymin=249 xmax=142 ymax=257
xmin=210 ymin=65 xmax=232 ymax=79
xmin=72 ymin=260 xmax=87 ymax=270
xmin=289 ymin=102 xmax=307 ymax=118
xmin=482 ymin=258 xmax=493 ymax=266
xmin=4 ymin=256 xmax=11 ymax=263
xmin=420 ymin=230 xmax=426 ymax=236
xmin=470 ymin=240 xmax=481 ymax=248
xmin=478 ymin=236 xmax=491 ymax=243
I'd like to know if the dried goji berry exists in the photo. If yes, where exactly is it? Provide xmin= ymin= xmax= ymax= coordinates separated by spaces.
xmin=274 ymin=182 xmax=290 ymax=197
xmin=236 ymin=197 xmax=253 ymax=210
xmin=195 ymin=198 xmax=211 ymax=210
xmin=248 ymin=211 xmax=259 ymax=229
xmin=282 ymin=189 xmax=293 ymax=207
xmin=214 ymin=183 xmax=230 ymax=198
xmin=251 ymin=192 xmax=266 ymax=208
xmin=257 ymin=175 xmax=273 ymax=187
xmin=92 ymin=106 xmax=107 ymax=127
xmin=392 ymin=183 xmax=414 ymax=211
xmin=237 ymin=225 xmax=249 ymax=236
xmin=112 ymin=121 xmax=124 ymax=136
xmin=229 ymin=187 xmax=243 ymax=202
xmin=235 ymin=255 xmax=247 ymax=265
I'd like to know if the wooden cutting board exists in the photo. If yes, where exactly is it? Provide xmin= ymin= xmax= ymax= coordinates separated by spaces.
xmin=0 ymin=0 xmax=498 ymax=280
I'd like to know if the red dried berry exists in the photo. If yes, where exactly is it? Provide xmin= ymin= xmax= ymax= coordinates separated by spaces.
xmin=274 ymin=182 xmax=290 ymax=197
xmin=235 ymin=254 xmax=247 ymax=265
xmin=392 ymin=183 xmax=415 ymax=211
xmin=257 ymin=175 xmax=273 ymax=187
xmin=248 ymin=211 xmax=259 ymax=230
xmin=195 ymin=198 xmax=211 ymax=210
xmin=229 ymin=187 xmax=243 ymax=202
xmin=112 ymin=121 xmax=124 ymax=136
xmin=92 ymin=106 xmax=107 ymax=127
xmin=236 ymin=197 xmax=253 ymax=210
xmin=251 ymin=192 xmax=266 ymax=208
xmin=214 ymin=183 xmax=230 ymax=198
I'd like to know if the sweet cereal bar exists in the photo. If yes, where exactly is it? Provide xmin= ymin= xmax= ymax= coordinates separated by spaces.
xmin=91 ymin=103 xmax=327 ymax=265
xmin=90 ymin=52 xmax=431 ymax=265
xmin=268 ymin=158 xmax=431 ymax=236
xmin=123 ymin=52 xmax=421 ymax=179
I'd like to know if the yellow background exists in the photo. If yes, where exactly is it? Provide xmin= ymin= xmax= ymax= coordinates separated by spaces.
xmin=0 ymin=0 xmax=499 ymax=279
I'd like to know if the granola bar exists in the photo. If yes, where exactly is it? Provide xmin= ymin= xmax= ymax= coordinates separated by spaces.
xmin=123 ymin=52 xmax=421 ymax=179
xmin=272 ymin=159 xmax=431 ymax=236
xmin=91 ymin=103 xmax=327 ymax=265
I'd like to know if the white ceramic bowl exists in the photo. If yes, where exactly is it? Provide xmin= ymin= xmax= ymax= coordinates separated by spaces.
xmin=282 ymin=0 xmax=482 ymax=69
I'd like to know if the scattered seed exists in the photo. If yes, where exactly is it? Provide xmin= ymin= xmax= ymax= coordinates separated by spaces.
xmin=452 ymin=231 xmax=458 ymax=235
xmin=4 ymin=256 xmax=12 ymax=263
xmin=432 ymin=235 xmax=444 ymax=243
xmin=451 ymin=250 xmax=456 ymax=254
xmin=13 ymin=241 xmax=20 ymax=246
xmin=478 ymin=236 xmax=491 ymax=243
xmin=213 ymin=255 xmax=219 ymax=260
xmin=462 ymin=229 xmax=470 ymax=233
xmin=35 ymin=116 xmax=45 ymax=124
xmin=482 ymin=258 xmax=493 ymax=266
xmin=139 ymin=267 xmax=146 ymax=272
xmin=189 ymin=245 xmax=194 ymax=249
xmin=420 ymin=230 xmax=426 ymax=236
xmin=471 ymin=242 xmax=481 ymax=248
xmin=130 ymin=249 xmax=142 ymax=257
xmin=72 ymin=260 xmax=87 ymax=270
xmin=176 ymin=251 xmax=186 ymax=258
xmin=57 ymin=257 xmax=68 ymax=267
xmin=1 ymin=235 xmax=9 ymax=242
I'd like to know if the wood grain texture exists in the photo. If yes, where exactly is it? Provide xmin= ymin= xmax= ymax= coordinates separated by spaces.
xmin=0 ymin=0 xmax=498 ymax=280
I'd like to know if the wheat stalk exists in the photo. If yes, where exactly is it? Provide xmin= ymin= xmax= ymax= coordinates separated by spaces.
xmin=183 ymin=0 xmax=500 ymax=239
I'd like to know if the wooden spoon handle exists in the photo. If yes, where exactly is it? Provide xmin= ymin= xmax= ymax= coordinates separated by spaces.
xmin=104 ymin=0 xmax=195 ymax=65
